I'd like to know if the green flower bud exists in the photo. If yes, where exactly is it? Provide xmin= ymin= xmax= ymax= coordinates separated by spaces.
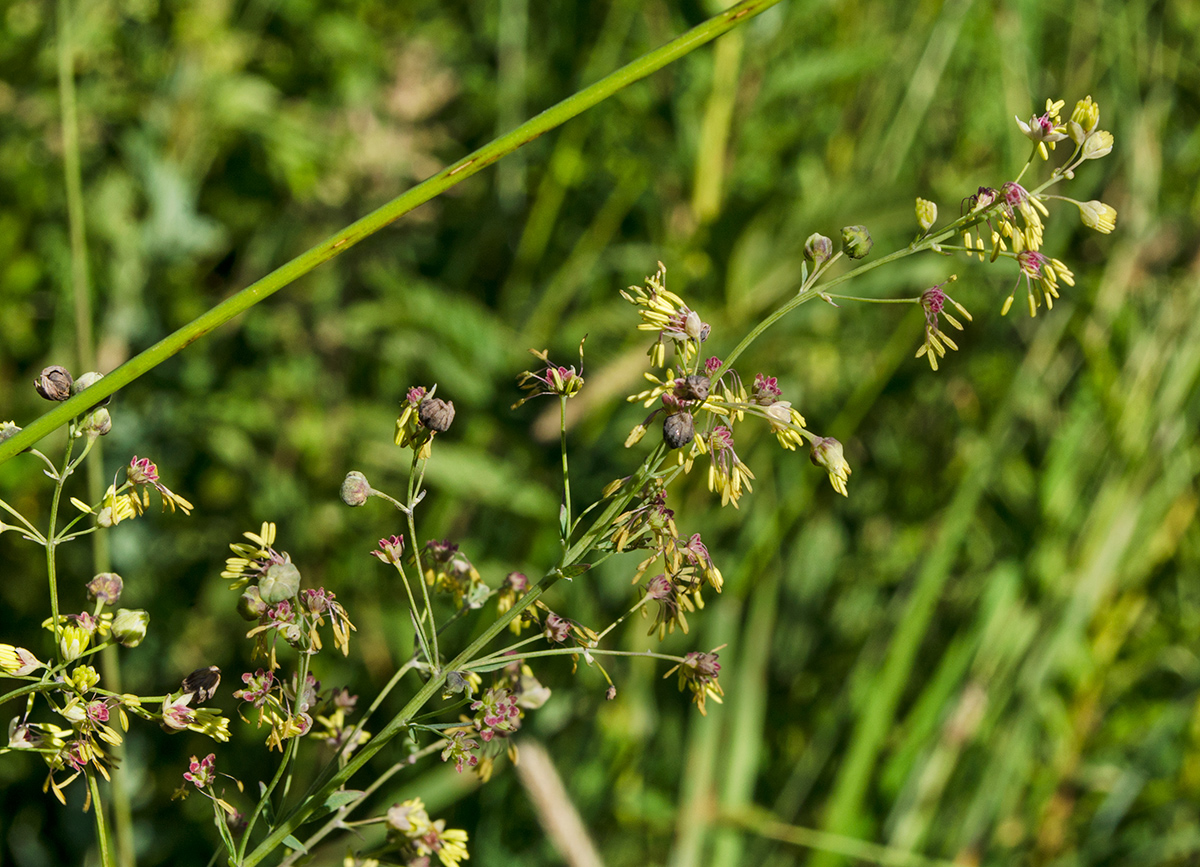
xmin=237 ymin=585 xmax=268 ymax=621
xmin=60 ymin=624 xmax=91 ymax=661
xmin=111 ymin=609 xmax=150 ymax=647
xmin=71 ymin=371 xmax=111 ymax=406
xmin=71 ymin=665 xmax=100 ymax=691
xmin=259 ymin=561 xmax=301 ymax=604
xmin=78 ymin=407 xmax=112 ymax=438
xmin=915 ymin=198 xmax=938 ymax=232
xmin=841 ymin=225 xmax=874 ymax=260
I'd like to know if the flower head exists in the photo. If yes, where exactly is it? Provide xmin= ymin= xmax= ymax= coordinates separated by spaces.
xmin=513 ymin=342 xmax=586 ymax=409
xmin=1003 ymin=250 xmax=1075 ymax=317
xmin=183 ymin=753 xmax=216 ymax=789
xmin=620 ymin=262 xmax=710 ymax=368
xmin=810 ymin=437 xmax=852 ymax=497
xmin=127 ymin=456 xmax=194 ymax=515
xmin=664 ymin=650 xmax=724 ymax=716
xmin=915 ymin=277 xmax=972 ymax=371
xmin=1016 ymin=98 xmax=1068 ymax=159
xmin=1075 ymin=199 xmax=1117 ymax=234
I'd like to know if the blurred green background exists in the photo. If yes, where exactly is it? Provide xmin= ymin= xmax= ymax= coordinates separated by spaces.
xmin=2 ymin=0 xmax=1199 ymax=865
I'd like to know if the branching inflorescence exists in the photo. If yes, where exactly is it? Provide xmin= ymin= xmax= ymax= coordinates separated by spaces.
xmin=0 ymin=95 xmax=1113 ymax=867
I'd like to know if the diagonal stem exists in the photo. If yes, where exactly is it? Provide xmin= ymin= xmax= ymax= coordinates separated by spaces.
xmin=0 ymin=0 xmax=784 ymax=468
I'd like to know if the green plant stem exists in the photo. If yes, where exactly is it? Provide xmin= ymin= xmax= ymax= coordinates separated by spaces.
xmin=714 ymin=208 xmax=998 ymax=380
xmin=464 ymin=646 xmax=684 ymax=669
xmin=87 ymin=770 xmax=115 ymax=867
xmin=559 ymin=395 xmax=572 ymax=546
xmin=0 ymin=0 xmax=784 ymax=468
xmin=237 ymin=652 xmax=310 ymax=863
xmin=45 ymin=435 xmax=77 ymax=661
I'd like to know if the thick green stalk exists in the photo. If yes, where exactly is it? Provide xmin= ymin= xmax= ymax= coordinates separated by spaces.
xmin=0 ymin=0 xmax=782 ymax=467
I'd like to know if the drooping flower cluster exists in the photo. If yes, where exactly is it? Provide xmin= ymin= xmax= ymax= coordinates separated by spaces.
xmin=915 ymin=277 xmax=973 ymax=371
xmin=664 ymin=650 xmax=724 ymax=716
xmin=512 ymin=342 xmax=586 ymax=409
xmin=947 ymin=96 xmax=1116 ymax=320
xmin=71 ymin=455 xmax=193 ymax=527
xmin=620 ymin=262 xmax=710 ymax=368
xmin=382 ymin=797 xmax=470 ymax=867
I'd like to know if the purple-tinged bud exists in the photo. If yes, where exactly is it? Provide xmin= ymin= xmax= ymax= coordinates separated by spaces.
xmin=544 ymin=612 xmax=571 ymax=644
xmin=804 ymin=233 xmax=834 ymax=265
xmin=840 ymin=225 xmax=873 ymax=260
xmin=86 ymin=572 xmax=124 ymax=605
xmin=606 ymin=685 xmax=617 ymax=701
xmin=79 ymin=407 xmax=112 ymax=438
xmin=418 ymin=398 xmax=456 ymax=432
xmin=371 ymin=535 xmax=405 ymax=565
xmin=35 ymin=366 xmax=74 ymax=401
xmin=340 ymin=471 xmax=372 ymax=506
xmin=111 ymin=609 xmax=150 ymax=647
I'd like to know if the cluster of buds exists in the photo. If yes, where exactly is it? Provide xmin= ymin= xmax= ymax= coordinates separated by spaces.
xmin=33 ymin=367 xmax=113 ymax=439
xmin=394 ymin=385 xmax=456 ymax=459
xmin=224 ymin=522 xmax=354 ymax=669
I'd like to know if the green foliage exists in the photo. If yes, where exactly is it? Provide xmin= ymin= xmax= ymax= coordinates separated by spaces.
xmin=2 ymin=0 xmax=1199 ymax=865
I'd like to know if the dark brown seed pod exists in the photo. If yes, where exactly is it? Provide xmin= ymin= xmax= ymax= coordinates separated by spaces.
xmin=663 ymin=412 xmax=695 ymax=449
xmin=180 ymin=666 xmax=222 ymax=703
xmin=35 ymin=366 xmax=74 ymax=401
xmin=675 ymin=375 xmax=711 ymax=402
xmin=419 ymin=397 xmax=456 ymax=432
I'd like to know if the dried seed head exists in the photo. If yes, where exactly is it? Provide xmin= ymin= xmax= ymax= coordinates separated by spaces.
xmin=35 ymin=366 xmax=74 ymax=401
xmin=418 ymin=397 xmax=456 ymax=432
xmin=675 ymin=375 xmax=710 ymax=402
xmin=663 ymin=412 xmax=695 ymax=450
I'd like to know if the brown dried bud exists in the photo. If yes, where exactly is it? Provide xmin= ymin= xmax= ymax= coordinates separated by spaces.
xmin=35 ymin=366 xmax=74 ymax=401
xmin=675 ymin=375 xmax=710 ymax=402
xmin=418 ymin=398 xmax=456 ymax=433
xmin=663 ymin=412 xmax=695 ymax=450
